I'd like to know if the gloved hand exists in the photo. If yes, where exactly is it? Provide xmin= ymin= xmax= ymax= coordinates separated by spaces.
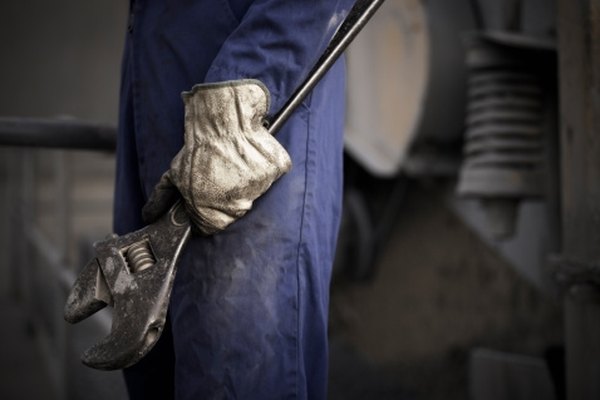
xmin=142 ymin=79 xmax=292 ymax=235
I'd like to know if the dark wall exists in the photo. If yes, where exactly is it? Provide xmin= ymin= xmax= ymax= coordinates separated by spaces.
xmin=0 ymin=1 xmax=127 ymax=123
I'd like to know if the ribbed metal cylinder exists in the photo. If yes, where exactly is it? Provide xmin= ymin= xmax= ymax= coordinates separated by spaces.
xmin=457 ymin=35 xmax=545 ymax=199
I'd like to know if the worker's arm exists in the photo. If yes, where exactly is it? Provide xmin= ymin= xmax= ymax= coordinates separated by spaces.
xmin=143 ymin=0 xmax=354 ymax=234
xmin=204 ymin=0 xmax=353 ymax=114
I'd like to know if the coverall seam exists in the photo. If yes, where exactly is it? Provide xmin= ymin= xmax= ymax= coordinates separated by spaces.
xmin=218 ymin=0 xmax=241 ymax=26
xmin=128 ymin=10 xmax=150 ymax=205
xmin=294 ymin=92 xmax=314 ymax=400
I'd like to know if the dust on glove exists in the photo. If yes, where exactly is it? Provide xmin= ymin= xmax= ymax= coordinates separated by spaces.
xmin=142 ymin=79 xmax=292 ymax=234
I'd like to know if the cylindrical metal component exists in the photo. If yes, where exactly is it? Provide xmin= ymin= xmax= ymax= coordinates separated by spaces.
xmin=0 ymin=117 xmax=116 ymax=150
xmin=457 ymin=35 xmax=545 ymax=200
xmin=456 ymin=33 xmax=552 ymax=239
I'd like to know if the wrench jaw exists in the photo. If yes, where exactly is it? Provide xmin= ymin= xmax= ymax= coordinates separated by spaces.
xmin=64 ymin=201 xmax=191 ymax=370
xmin=81 ymin=322 xmax=162 ymax=370
xmin=80 ymin=275 xmax=168 ymax=370
xmin=81 ymin=318 xmax=164 ymax=370
xmin=64 ymin=257 xmax=111 ymax=324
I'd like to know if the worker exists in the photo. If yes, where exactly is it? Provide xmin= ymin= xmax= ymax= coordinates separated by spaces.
xmin=113 ymin=1 xmax=353 ymax=399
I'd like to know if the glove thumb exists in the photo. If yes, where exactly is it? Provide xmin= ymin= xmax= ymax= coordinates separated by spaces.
xmin=142 ymin=173 xmax=180 ymax=224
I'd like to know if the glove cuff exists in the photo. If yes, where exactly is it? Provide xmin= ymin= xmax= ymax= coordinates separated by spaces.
xmin=181 ymin=79 xmax=271 ymax=136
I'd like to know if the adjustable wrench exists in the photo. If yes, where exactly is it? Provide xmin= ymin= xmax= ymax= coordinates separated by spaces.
xmin=64 ymin=0 xmax=385 ymax=370
xmin=65 ymin=201 xmax=190 ymax=369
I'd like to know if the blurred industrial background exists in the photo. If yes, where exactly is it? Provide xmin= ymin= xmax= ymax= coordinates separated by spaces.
xmin=1 ymin=0 xmax=598 ymax=399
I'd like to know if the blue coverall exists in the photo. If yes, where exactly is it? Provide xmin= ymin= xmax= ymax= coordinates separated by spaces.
xmin=113 ymin=1 xmax=351 ymax=398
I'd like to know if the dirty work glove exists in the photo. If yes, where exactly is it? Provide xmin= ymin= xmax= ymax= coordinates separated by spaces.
xmin=142 ymin=79 xmax=292 ymax=235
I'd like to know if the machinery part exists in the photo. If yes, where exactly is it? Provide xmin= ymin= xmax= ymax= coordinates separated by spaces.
xmin=551 ymin=255 xmax=600 ymax=290
xmin=333 ymin=188 xmax=375 ymax=280
xmin=333 ymin=170 xmax=408 ymax=281
xmin=469 ymin=348 xmax=557 ymax=400
xmin=65 ymin=0 xmax=388 ymax=370
xmin=64 ymin=201 xmax=191 ymax=369
xmin=456 ymin=32 xmax=552 ymax=239
xmin=344 ymin=0 xmax=476 ymax=176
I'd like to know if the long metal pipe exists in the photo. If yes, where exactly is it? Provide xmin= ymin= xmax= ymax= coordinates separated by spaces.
xmin=0 ymin=117 xmax=116 ymax=151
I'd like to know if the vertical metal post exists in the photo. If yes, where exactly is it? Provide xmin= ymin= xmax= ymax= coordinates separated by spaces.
xmin=557 ymin=0 xmax=600 ymax=398
xmin=53 ymin=150 xmax=69 ymax=400
xmin=565 ymin=285 xmax=600 ymax=399
xmin=18 ymin=150 xmax=34 ymax=304
xmin=6 ymin=150 xmax=22 ymax=301
xmin=0 ymin=149 xmax=10 ymax=297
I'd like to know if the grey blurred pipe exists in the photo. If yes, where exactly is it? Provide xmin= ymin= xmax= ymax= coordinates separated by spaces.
xmin=0 ymin=117 xmax=116 ymax=151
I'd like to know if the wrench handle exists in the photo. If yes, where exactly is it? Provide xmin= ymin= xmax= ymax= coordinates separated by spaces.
xmin=267 ymin=0 xmax=386 ymax=135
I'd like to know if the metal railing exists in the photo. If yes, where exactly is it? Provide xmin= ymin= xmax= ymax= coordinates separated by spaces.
xmin=0 ymin=117 xmax=116 ymax=150
xmin=0 ymin=117 xmax=126 ymax=400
